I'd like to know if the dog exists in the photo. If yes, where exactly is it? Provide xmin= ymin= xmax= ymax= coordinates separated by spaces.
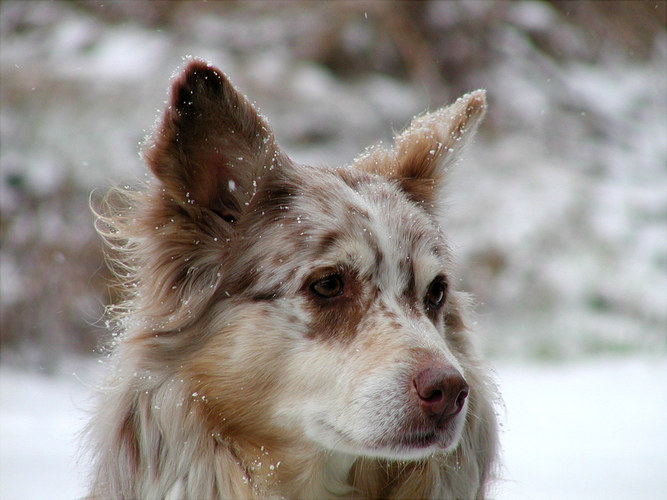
xmin=86 ymin=59 xmax=499 ymax=499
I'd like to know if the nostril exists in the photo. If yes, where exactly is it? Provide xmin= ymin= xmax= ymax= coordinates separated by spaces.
xmin=423 ymin=388 xmax=444 ymax=404
xmin=455 ymin=387 xmax=469 ymax=411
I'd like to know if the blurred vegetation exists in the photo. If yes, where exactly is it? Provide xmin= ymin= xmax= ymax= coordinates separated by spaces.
xmin=69 ymin=1 xmax=665 ymax=99
xmin=1 ymin=1 xmax=665 ymax=368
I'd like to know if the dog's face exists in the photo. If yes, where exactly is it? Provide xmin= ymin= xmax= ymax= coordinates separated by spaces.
xmin=219 ymin=164 xmax=469 ymax=460
xmin=139 ymin=61 xmax=486 ymax=461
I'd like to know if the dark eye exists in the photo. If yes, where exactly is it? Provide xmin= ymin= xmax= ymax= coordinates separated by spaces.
xmin=311 ymin=274 xmax=343 ymax=298
xmin=425 ymin=277 xmax=447 ymax=310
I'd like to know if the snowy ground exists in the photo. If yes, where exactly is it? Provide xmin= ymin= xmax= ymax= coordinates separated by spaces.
xmin=2 ymin=356 xmax=666 ymax=499
xmin=495 ymin=356 xmax=667 ymax=500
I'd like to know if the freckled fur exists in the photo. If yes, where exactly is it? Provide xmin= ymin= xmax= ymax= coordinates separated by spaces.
xmin=86 ymin=59 xmax=499 ymax=499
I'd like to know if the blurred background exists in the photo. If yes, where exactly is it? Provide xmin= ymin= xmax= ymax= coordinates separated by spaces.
xmin=1 ymin=1 xmax=665 ymax=499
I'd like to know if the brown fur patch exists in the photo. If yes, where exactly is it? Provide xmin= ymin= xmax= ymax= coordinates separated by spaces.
xmin=302 ymin=266 xmax=368 ymax=343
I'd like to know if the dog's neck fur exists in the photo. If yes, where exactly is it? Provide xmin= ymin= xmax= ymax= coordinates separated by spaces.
xmin=90 ymin=349 xmax=494 ymax=499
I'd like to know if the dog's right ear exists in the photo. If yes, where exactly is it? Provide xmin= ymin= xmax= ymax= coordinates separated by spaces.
xmin=143 ymin=60 xmax=288 ymax=222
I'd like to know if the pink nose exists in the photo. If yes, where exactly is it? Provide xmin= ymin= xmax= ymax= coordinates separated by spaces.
xmin=413 ymin=366 xmax=469 ymax=418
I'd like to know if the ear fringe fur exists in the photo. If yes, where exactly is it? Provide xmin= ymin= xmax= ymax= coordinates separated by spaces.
xmin=354 ymin=90 xmax=486 ymax=211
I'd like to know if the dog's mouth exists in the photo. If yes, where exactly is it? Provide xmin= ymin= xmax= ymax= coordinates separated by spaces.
xmin=393 ymin=430 xmax=440 ymax=449
xmin=369 ymin=430 xmax=441 ymax=457
xmin=313 ymin=416 xmax=463 ymax=460
xmin=378 ymin=422 xmax=460 ymax=456
xmin=309 ymin=389 xmax=469 ymax=459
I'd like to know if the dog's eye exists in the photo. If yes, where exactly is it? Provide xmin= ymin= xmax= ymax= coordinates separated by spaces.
xmin=425 ymin=277 xmax=447 ymax=309
xmin=311 ymin=275 xmax=343 ymax=299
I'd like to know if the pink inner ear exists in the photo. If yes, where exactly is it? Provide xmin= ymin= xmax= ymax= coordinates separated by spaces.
xmin=187 ymin=151 xmax=246 ymax=220
xmin=189 ymin=150 xmax=227 ymax=206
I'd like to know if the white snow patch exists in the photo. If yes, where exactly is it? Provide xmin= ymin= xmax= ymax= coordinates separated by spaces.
xmin=495 ymin=356 xmax=667 ymax=500
xmin=0 ymin=361 xmax=99 ymax=500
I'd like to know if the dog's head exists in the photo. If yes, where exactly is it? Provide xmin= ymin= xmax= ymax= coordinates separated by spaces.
xmin=128 ymin=60 xmax=486 ymax=461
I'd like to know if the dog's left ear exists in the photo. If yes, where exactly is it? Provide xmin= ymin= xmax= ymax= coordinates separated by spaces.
xmin=355 ymin=90 xmax=486 ymax=212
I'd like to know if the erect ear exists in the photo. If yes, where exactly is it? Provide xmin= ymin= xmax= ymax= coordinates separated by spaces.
xmin=354 ymin=90 xmax=486 ymax=212
xmin=143 ymin=59 xmax=288 ymax=221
